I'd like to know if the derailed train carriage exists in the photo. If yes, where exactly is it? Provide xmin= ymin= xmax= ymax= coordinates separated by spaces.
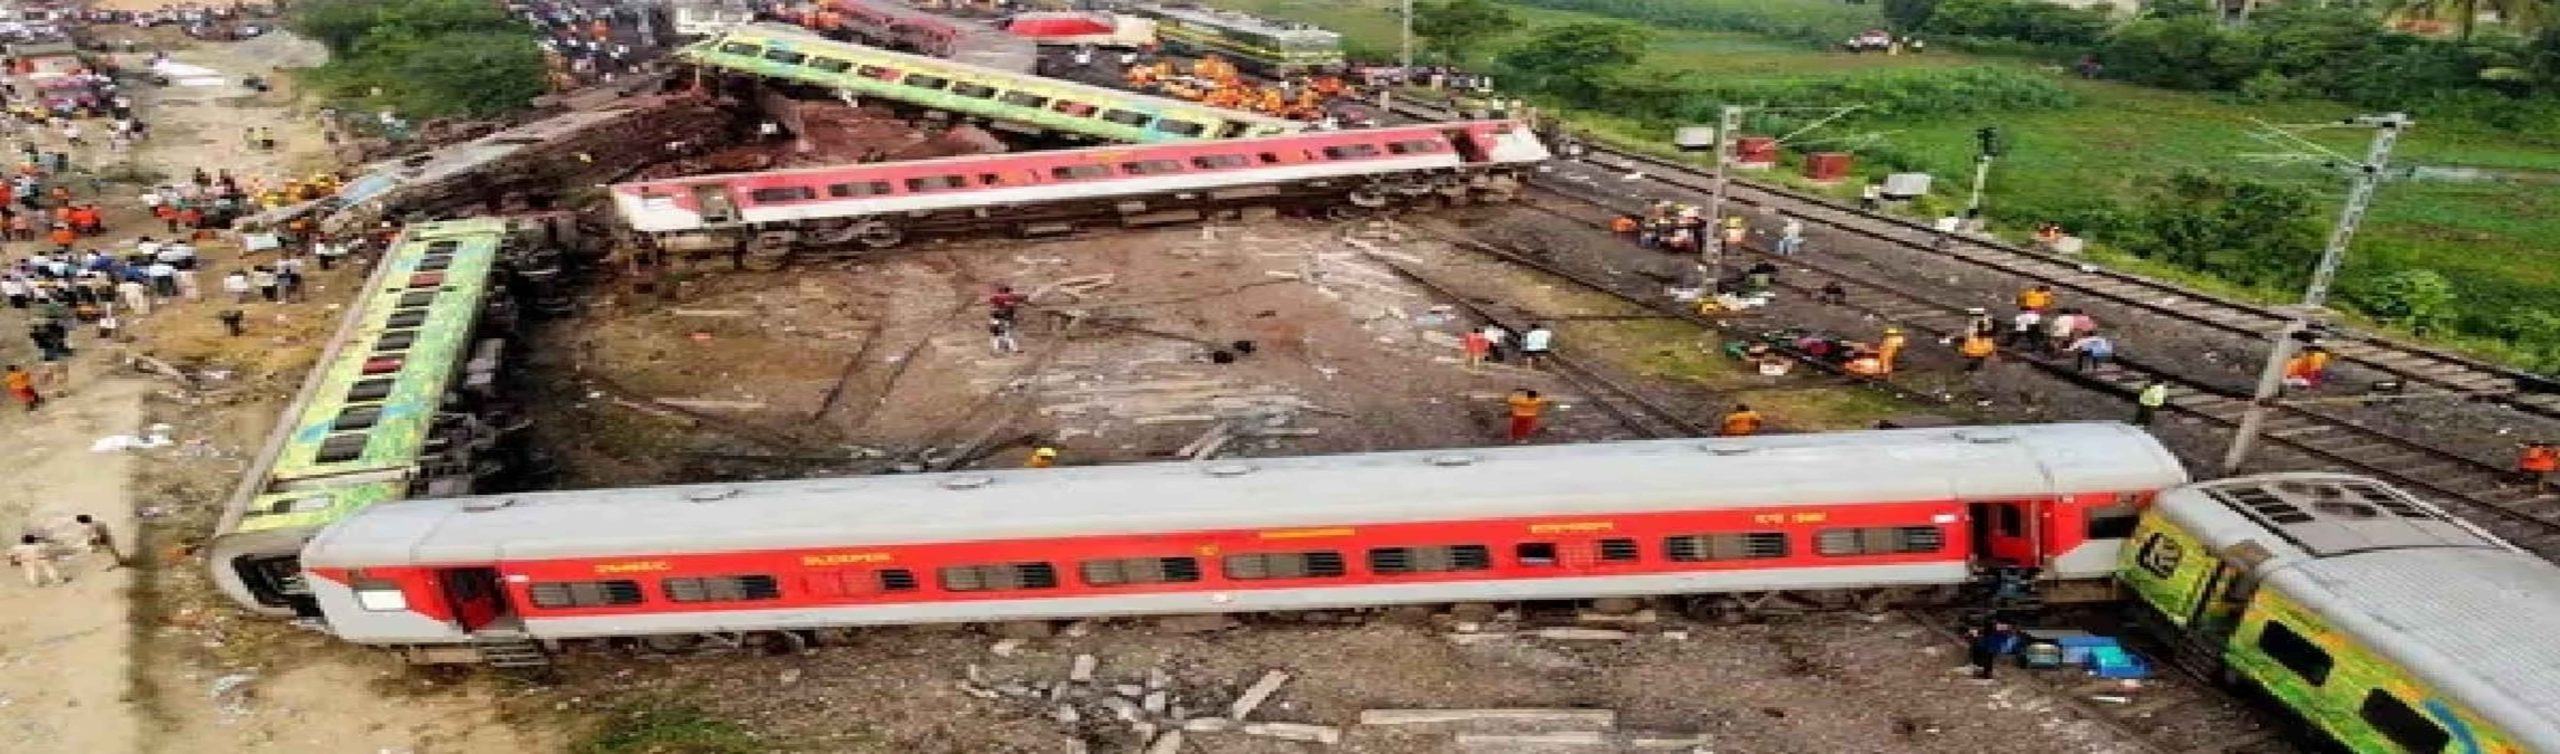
xmin=296 ymin=423 xmax=2186 ymax=662
xmin=2122 ymin=474 xmax=2560 ymax=753
xmin=207 ymin=217 xmax=562 ymax=617
xmin=609 ymin=119 xmax=1547 ymax=266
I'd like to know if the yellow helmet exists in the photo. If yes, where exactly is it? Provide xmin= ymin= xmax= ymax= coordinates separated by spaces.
xmin=1033 ymin=447 xmax=1058 ymax=458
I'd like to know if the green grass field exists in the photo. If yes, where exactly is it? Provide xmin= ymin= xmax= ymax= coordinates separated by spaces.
xmin=1206 ymin=0 xmax=2560 ymax=363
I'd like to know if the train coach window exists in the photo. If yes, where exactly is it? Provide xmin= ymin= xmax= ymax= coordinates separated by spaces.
xmin=857 ymin=65 xmax=898 ymax=79
xmin=527 ymin=580 xmax=645 ymax=608
xmin=416 ymin=255 xmax=454 ymax=272
xmin=1814 ymin=526 xmax=1944 ymax=556
xmin=1368 ymin=545 xmax=1492 ymax=574
xmin=1386 ymin=140 xmax=1444 ymax=155
xmin=1156 ymin=120 xmax=1207 ymax=137
xmin=1123 ymin=159 xmax=1184 ymax=176
xmin=663 ymin=575 xmax=783 ymax=603
xmin=374 ymin=330 xmax=418 ymax=353
xmin=999 ymin=92 xmax=1049 ymax=108
xmin=1515 ymin=543 xmax=1558 ymax=566
xmin=808 ymin=57 xmax=853 ymax=73
xmin=333 ymin=406 xmax=383 ymax=431
xmin=1191 ymin=154 xmax=1252 ymax=170
xmin=1223 ymin=551 xmax=1346 ymax=580
xmin=1051 ymin=164 xmax=1113 ymax=181
xmin=314 ymin=433 xmax=369 ymax=463
xmin=1597 ymin=538 xmax=1641 ymax=562
xmin=949 ymin=82 xmax=998 ymax=99
xmin=749 ymin=186 xmax=819 ymax=203
xmin=2086 ymin=502 xmax=2141 ymax=539
xmin=762 ymin=49 xmax=808 ymax=65
xmin=940 ymin=562 xmax=1059 ymax=592
xmin=901 ymin=73 xmax=950 ymax=91
xmin=716 ymin=42 xmax=761 ymax=56
xmin=801 ymin=568 xmax=918 ymax=597
xmin=1080 ymin=557 xmax=1203 ymax=586
xmin=1321 ymin=144 xmax=1384 ymax=160
xmin=1100 ymin=110 xmax=1152 ymax=127
xmin=396 ymin=291 xmax=438 ymax=308
xmin=386 ymin=308 xmax=429 ymax=329
xmin=828 ymin=181 xmax=894 ymax=198
xmin=426 ymin=240 xmax=460 ymax=254
xmin=2256 ymin=621 xmax=2333 ymax=686
xmin=1665 ymin=532 xmax=1789 ymax=561
xmin=1052 ymin=101 xmax=1098 ymax=117
xmin=905 ymin=175 xmax=969 ymax=192
xmin=346 ymin=377 xmax=395 ymax=403
xmin=2359 ymin=691 xmax=2449 ymax=754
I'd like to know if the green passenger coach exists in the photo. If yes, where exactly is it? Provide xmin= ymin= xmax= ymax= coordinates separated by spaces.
xmin=2121 ymin=473 xmax=2560 ymax=753
xmin=209 ymin=217 xmax=522 ymax=618
xmin=680 ymin=23 xmax=1300 ymax=144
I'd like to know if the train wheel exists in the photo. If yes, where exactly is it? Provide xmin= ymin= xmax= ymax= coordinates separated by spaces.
xmin=1347 ymin=190 xmax=1390 ymax=208
xmin=857 ymin=222 xmax=906 ymax=249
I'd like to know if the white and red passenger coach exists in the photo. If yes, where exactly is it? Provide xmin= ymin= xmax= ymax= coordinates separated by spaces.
xmin=609 ymin=120 xmax=1547 ymax=256
xmin=300 ymin=423 xmax=2186 ymax=663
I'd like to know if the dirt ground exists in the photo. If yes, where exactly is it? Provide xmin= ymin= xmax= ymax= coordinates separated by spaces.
xmin=0 ymin=32 xmax=546 ymax=754
xmin=525 ymin=216 xmax=1915 ymax=487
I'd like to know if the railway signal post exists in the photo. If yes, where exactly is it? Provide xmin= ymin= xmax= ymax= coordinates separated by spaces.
xmin=2222 ymin=113 xmax=2411 ymax=473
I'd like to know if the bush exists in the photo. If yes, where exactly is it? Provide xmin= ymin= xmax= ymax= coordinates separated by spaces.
xmin=2097 ymin=7 xmax=2552 ymax=121
xmin=1504 ymin=0 xmax=1884 ymax=49
xmin=1629 ymin=65 xmax=2080 ymax=122
xmin=2120 ymin=170 xmax=2323 ymax=289
xmin=290 ymin=0 xmax=545 ymax=119
xmin=1921 ymin=0 xmax=2111 ymax=48
xmin=2350 ymin=269 xmax=2459 ymax=334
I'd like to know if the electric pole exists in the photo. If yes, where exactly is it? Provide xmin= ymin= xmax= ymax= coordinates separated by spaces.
xmin=1699 ymin=104 xmax=1745 ymax=281
xmin=1383 ymin=0 xmax=1413 ymax=111
xmin=2221 ymin=112 xmax=2411 ymax=473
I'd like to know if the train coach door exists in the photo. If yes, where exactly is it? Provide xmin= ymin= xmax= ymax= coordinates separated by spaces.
xmin=1967 ymin=500 xmax=2042 ymax=567
xmin=691 ymin=184 xmax=738 ymax=225
xmin=441 ymin=567 xmax=510 ymax=632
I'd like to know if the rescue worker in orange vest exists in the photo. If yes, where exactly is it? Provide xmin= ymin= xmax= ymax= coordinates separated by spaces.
xmin=1610 ymin=215 xmax=1639 ymax=236
xmin=2517 ymin=441 xmax=2558 ymax=493
xmin=2018 ymin=284 xmax=2055 ymax=312
xmin=1959 ymin=331 xmax=1998 ymax=372
xmin=1876 ymin=327 xmax=1907 ymax=376
xmin=1026 ymin=446 xmax=1059 ymax=468
xmin=1505 ymin=388 xmax=1549 ymax=444
xmin=1718 ymin=404 xmax=1764 ymax=436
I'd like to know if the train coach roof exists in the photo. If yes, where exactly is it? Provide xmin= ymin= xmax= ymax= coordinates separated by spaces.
xmin=303 ymin=422 xmax=2186 ymax=566
xmin=2269 ymin=546 xmax=2560 ymax=747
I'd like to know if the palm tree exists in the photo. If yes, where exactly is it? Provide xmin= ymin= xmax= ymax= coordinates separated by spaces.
xmin=2382 ymin=0 xmax=2553 ymax=42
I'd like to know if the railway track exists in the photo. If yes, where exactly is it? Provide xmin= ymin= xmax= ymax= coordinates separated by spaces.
xmin=1487 ymin=189 xmax=2560 ymax=558
xmin=1405 ymin=101 xmax=2560 ymax=412
xmin=1376 ymin=100 xmax=2560 ymax=551
xmin=1363 ymin=253 xmax=1708 ymax=439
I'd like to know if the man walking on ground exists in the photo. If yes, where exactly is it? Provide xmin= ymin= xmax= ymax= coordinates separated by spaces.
xmin=5 ymin=364 xmax=37 ymax=411
xmin=2518 ymin=441 xmax=2558 ymax=494
xmin=1461 ymin=328 xmax=1489 ymax=370
xmin=2135 ymin=380 xmax=2168 ymax=427
xmin=1519 ymin=324 xmax=1553 ymax=369
xmin=75 ymin=514 xmax=122 ymax=569
xmin=988 ymin=316 xmax=1021 ymax=354
xmin=1505 ymin=388 xmax=1548 ymax=444
xmin=1775 ymin=219 xmax=1804 ymax=256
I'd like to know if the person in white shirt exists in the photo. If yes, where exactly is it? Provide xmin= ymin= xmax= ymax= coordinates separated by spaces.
xmin=1519 ymin=324 xmax=1554 ymax=369
xmin=144 ymin=261 xmax=177 ymax=298
xmin=221 ymin=270 xmax=251 ymax=302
